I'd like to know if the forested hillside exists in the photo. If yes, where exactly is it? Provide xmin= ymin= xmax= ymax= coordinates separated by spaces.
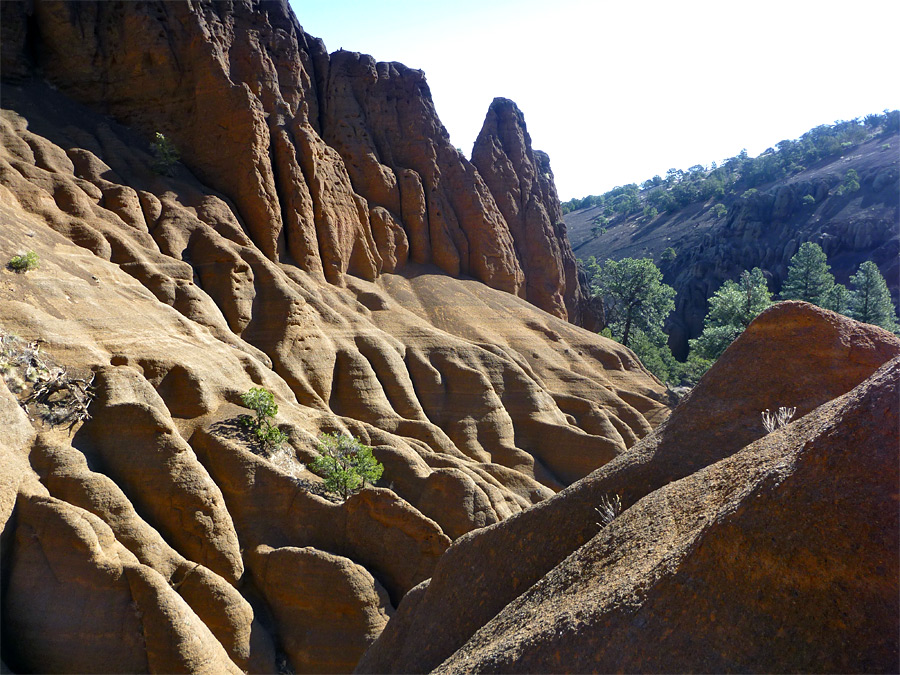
xmin=564 ymin=112 xmax=899 ymax=357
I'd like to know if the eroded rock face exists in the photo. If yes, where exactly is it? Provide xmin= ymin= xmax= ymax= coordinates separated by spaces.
xmin=0 ymin=0 xmax=593 ymax=319
xmin=434 ymin=356 xmax=900 ymax=673
xmin=472 ymin=97 xmax=587 ymax=323
xmin=320 ymin=53 xmax=525 ymax=296
xmin=0 ymin=20 xmax=667 ymax=670
xmin=357 ymin=302 xmax=900 ymax=673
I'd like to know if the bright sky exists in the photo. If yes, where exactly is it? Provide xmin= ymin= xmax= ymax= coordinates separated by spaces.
xmin=288 ymin=0 xmax=899 ymax=201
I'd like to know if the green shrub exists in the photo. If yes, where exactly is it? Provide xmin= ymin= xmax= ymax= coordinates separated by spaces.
xmin=240 ymin=387 xmax=288 ymax=448
xmin=801 ymin=194 xmax=816 ymax=205
xmin=310 ymin=433 xmax=384 ymax=500
xmin=7 ymin=251 xmax=39 ymax=272
xmin=712 ymin=203 xmax=727 ymax=218
xmin=661 ymin=247 xmax=677 ymax=262
xmin=151 ymin=132 xmax=180 ymax=176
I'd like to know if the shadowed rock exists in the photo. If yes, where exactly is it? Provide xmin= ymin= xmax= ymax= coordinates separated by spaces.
xmin=357 ymin=302 xmax=900 ymax=673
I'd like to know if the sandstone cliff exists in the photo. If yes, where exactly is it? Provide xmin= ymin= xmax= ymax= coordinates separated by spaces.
xmin=0 ymin=1 xmax=667 ymax=671
xmin=0 ymin=0 xmax=592 ymax=324
xmin=472 ymin=97 xmax=586 ymax=325
xmin=1 ymin=2 xmax=895 ymax=674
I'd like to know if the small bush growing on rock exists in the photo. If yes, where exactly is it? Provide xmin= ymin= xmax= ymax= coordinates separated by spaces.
xmin=761 ymin=406 xmax=796 ymax=433
xmin=595 ymin=494 xmax=622 ymax=527
xmin=7 ymin=251 xmax=39 ymax=272
xmin=151 ymin=132 xmax=179 ymax=176
xmin=240 ymin=387 xmax=288 ymax=449
xmin=309 ymin=432 xmax=384 ymax=500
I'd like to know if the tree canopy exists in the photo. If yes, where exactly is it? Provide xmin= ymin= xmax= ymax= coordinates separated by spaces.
xmin=588 ymin=257 xmax=675 ymax=348
xmin=780 ymin=242 xmax=835 ymax=304
xmin=562 ymin=111 xmax=898 ymax=215
xmin=690 ymin=268 xmax=772 ymax=361
xmin=848 ymin=261 xmax=899 ymax=332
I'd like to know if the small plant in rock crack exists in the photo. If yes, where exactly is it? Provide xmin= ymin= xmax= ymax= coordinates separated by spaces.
xmin=240 ymin=387 xmax=288 ymax=449
xmin=595 ymin=493 xmax=622 ymax=528
xmin=150 ymin=132 xmax=180 ymax=176
xmin=761 ymin=406 xmax=796 ymax=433
xmin=309 ymin=432 xmax=384 ymax=501
xmin=7 ymin=251 xmax=39 ymax=273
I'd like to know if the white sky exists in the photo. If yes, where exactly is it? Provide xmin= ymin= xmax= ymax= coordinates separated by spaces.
xmin=289 ymin=0 xmax=899 ymax=201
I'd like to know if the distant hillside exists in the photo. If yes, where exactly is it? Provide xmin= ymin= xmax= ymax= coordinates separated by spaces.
xmin=564 ymin=113 xmax=899 ymax=358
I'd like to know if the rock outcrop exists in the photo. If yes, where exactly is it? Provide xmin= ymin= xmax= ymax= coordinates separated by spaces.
xmin=1 ymin=2 xmax=894 ymax=673
xmin=0 ymin=2 xmax=669 ymax=670
xmin=472 ymin=97 xmax=587 ymax=324
xmin=0 ymin=0 xmax=590 ymax=323
xmin=357 ymin=302 xmax=900 ymax=673
xmin=435 ymin=354 xmax=900 ymax=673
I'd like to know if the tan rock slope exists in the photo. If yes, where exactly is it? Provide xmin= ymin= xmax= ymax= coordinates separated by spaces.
xmin=0 ymin=1 xmax=668 ymax=672
xmin=358 ymin=303 xmax=900 ymax=673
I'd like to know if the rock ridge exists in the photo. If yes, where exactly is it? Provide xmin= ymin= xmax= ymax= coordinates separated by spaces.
xmin=0 ymin=0 xmax=589 ymax=323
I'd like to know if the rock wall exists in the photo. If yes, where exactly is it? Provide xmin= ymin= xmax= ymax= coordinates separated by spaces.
xmin=472 ymin=97 xmax=587 ymax=324
xmin=0 ymin=2 xmax=668 ymax=668
xmin=0 ymin=0 xmax=590 ymax=322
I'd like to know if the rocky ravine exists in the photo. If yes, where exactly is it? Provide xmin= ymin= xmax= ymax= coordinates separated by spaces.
xmin=0 ymin=2 xmax=896 ymax=674
xmin=0 ymin=1 xmax=664 ymax=672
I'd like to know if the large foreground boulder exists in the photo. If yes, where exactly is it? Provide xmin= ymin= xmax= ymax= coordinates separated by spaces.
xmin=435 ymin=355 xmax=899 ymax=673
xmin=358 ymin=302 xmax=900 ymax=673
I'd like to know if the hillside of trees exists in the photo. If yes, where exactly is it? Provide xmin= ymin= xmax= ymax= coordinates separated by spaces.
xmin=565 ymin=111 xmax=899 ymax=358
xmin=563 ymin=111 xmax=898 ymax=218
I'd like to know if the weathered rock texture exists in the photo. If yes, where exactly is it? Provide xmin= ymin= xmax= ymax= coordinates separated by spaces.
xmin=472 ymin=97 xmax=586 ymax=324
xmin=435 ymin=355 xmax=900 ymax=673
xmin=2 ymin=3 xmax=893 ymax=673
xmin=357 ymin=302 xmax=900 ymax=673
xmin=0 ymin=0 xmax=589 ymax=324
xmin=0 ymin=2 xmax=668 ymax=671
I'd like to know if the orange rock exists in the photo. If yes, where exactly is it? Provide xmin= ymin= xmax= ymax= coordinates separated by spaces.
xmin=0 ymin=4 xmax=672 ymax=671
xmin=434 ymin=356 xmax=900 ymax=673
xmin=358 ymin=302 xmax=900 ymax=673
xmin=472 ymin=97 xmax=586 ymax=323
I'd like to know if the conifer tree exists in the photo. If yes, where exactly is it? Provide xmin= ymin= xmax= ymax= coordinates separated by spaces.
xmin=822 ymin=283 xmax=850 ymax=315
xmin=590 ymin=257 xmax=675 ymax=348
xmin=690 ymin=268 xmax=772 ymax=361
xmin=780 ymin=242 xmax=834 ymax=304
xmin=848 ymin=261 xmax=899 ymax=331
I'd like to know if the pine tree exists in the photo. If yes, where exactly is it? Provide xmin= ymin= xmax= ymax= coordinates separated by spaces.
xmin=590 ymin=257 xmax=675 ymax=348
xmin=822 ymin=283 xmax=850 ymax=315
xmin=780 ymin=242 xmax=834 ymax=304
xmin=690 ymin=268 xmax=772 ymax=361
xmin=848 ymin=261 xmax=899 ymax=331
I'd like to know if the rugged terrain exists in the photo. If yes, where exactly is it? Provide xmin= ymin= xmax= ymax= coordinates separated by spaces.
xmin=566 ymin=130 xmax=900 ymax=357
xmin=0 ymin=1 xmax=662 ymax=672
xmin=360 ymin=302 xmax=900 ymax=673
xmin=0 ymin=2 xmax=897 ymax=674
